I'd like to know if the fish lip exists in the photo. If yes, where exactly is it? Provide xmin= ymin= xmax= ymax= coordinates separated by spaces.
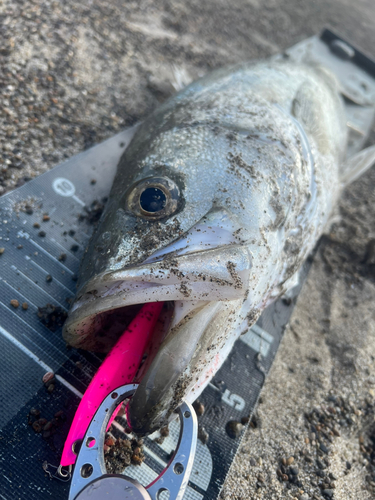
xmin=63 ymin=243 xmax=251 ymax=350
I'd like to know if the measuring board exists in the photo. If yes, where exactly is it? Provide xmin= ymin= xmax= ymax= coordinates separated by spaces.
xmin=1 ymin=29 xmax=374 ymax=500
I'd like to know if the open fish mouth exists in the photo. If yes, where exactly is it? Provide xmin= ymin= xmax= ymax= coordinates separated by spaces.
xmin=63 ymin=209 xmax=252 ymax=434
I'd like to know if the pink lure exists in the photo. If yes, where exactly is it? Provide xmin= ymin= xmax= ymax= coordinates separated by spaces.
xmin=60 ymin=302 xmax=164 ymax=466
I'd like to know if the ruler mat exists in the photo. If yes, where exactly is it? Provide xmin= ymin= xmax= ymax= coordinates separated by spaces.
xmin=1 ymin=28 xmax=372 ymax=500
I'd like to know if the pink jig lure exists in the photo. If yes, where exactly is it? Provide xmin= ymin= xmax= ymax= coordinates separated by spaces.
xmin=60 ymin=302 xmax=164 ymax=466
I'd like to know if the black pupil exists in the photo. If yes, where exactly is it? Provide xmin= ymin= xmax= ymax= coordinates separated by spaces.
xmin=140 ymin=187 xmax=167 ymax=213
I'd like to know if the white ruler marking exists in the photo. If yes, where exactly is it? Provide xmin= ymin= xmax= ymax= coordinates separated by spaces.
xmin=55 ymin=375 xmax=83 ymax=399
xmin=0 ymin=324 xmax=84 ymax=398
xmin=50 ymin=237 xmax=80 ymax=262
xmin=0 ymin=324 xmax=53 ymax=373
xmin=1 ymin=278 xmax=38 ymax=309
xmin=72 ymin=195 xmax=85 ymax=206
xmin=28 ymin=238 xmax=74 ymax=275
xmin=0 ymin=302 xmax=93 ymax=390
xmin=9 ymin=265 xmax=68 ymax=311
xmin=25 ymin=256 xmax=75 ymax=297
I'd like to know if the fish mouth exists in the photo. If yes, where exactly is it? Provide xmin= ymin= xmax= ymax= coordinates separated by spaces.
xmin=63 ymin=209 xmax=252 ymax=434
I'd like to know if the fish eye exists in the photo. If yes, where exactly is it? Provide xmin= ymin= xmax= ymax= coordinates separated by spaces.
xmin=140 ymin=187 xmax=166 ymax=213
xmin=127 ymin=176 xmax=180 ymax=219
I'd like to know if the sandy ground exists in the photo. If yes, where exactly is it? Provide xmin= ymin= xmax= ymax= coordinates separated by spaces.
xmin=2 ymin=0 xmax=375 ymax=499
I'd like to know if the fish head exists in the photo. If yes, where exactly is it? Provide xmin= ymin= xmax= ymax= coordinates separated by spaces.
xmin=62 ymin=104 xmax=292 ymax=434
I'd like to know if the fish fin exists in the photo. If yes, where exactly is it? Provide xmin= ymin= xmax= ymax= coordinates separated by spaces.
xmin=340 ymin=144 xmax=375 ymax=187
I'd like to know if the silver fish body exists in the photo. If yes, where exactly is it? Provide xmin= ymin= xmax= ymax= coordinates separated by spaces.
xmin=63 ymin=60 xmax=348 ymax=434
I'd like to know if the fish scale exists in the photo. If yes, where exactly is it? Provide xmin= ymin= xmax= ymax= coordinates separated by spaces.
xmin=0 ymin=30 xmax=375 ymax=500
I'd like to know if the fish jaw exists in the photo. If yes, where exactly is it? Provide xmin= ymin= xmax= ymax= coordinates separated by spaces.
xmin=127 ymin=298 xmax=244 ymax=435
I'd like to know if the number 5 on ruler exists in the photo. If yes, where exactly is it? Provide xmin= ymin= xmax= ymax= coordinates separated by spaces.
xmin=222 ymin=389 xmax=245 ymax=411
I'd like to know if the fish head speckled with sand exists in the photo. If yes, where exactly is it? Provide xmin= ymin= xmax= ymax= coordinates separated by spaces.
xmin=63 ymin=60 xmax=358 ymax=434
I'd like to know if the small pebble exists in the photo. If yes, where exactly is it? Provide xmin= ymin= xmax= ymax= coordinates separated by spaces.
xmin=42 ymin=371 xmax=55 ymax=384
xmin=46 ymin=274 xmax=53 ymax=282
xmin=160 ymin=426 xmax=169 ymax=437
xmin=33 ymin=222 xmax=40 ymax=228
xmin=193 ymin=400 xmax=205 ymax=416
xmin=286 ymin=456 xmax=295 ymax=465
xmin=70 ymin=244 xmax=79 ymax=252
xmin=38 ymin=231 xmax=46 ymax=237
xmin=300 ymin=495 xmax=310 ymax=500
xmin=91 ymin=179 xmax=97 ymax=185
xmin=198 ymin=426 xmax=209 ymax=445
xmin=320 ymin=443 xmax=329 ymax=454
xmin=282 ymin=474 xmax=289 ymax=481
xmin=0 ymin=248 xmax=4 ymax=255
xmin=250 ymin=458 xmax=257 ymax=467
xmin=42 ymin=214 xmax=50 ymax=221
xmin=316 ymin=458 xmax=326 ymax=470
xmin=131 ymin=454 xmax=143 ymax=465
xmin=10 ymin=299 xmax=19 ymax=308
xmin=58 ymin=253 xmax=67 ymax=262
xmin=22 ymin=302 xmax=28 ymax=310
xmin=47 ymin=384 xmax=55 ymax=393
xmin=290 ymin=466 xmax=299 ymax=475
xmin=32 ymin=421 xmax=42 ymax=433
xmin=225 ymin=420 xmax=243 ymax=439
xmin=43 ymin=421 xmax=53 ymax=432
xmin=29 ymin=408 xmax=41 ymax=417
xmin=322 ymin=489 xmax=334 ymax=499
xmin=17 ymin=244 xmax=23 ymax=249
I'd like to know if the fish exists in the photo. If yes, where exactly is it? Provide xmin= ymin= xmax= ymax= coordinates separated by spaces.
xmin=63 ymin=58 xmax=375 ymax=435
